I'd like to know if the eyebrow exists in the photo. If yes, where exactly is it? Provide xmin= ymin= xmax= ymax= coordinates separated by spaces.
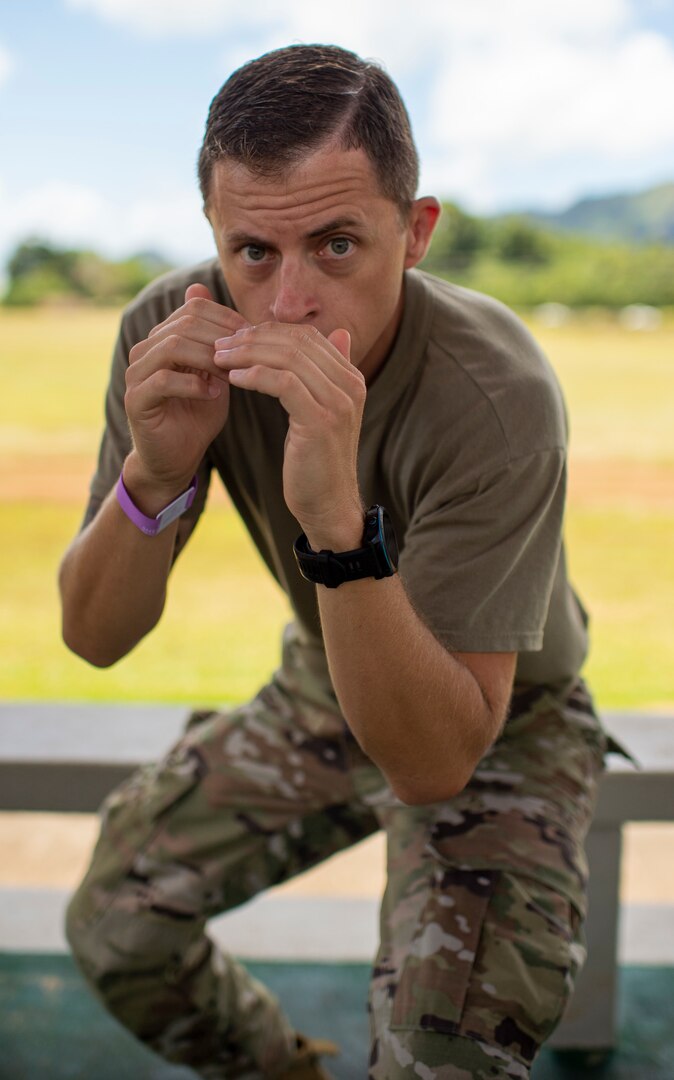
xmin=225 ymin=217 xmax=367 ymax=249
xmin=306 ymin=217 xmax=365 ymax=240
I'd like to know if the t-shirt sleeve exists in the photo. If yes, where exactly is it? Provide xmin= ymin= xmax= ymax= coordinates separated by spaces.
xmin=80 ymin=308 xmax=210 ymax=561
xmin=397 ymin=447 xmax=566 ymax=653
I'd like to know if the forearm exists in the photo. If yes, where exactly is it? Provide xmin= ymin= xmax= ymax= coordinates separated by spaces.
xmin=316 ymin=572 xmax=507 ymax=804
xmin=59 ymin=465 xmax=179 ymax=666
xmin=211 ymin=317 xmax=512 ymax=798
xmin=59 ymin=286 xmax=246 ymax=666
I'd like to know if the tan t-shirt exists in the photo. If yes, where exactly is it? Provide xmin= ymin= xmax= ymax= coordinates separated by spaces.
xmin=84 ymin=260 xmax=588 ymax=695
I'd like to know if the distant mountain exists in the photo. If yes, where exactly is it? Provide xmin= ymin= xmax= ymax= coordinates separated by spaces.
xmin=522 ymin=182 xmax=674 ymax=244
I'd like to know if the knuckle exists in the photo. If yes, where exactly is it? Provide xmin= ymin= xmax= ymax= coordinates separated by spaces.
xmin=163 ymin=333 xmax=181 ymax=355
xmin=153 ymin=368 xmax=170 ymax=392
xmin=128 ymin=341 xmax=143 ymax=365
xmin=333 ymin=393 xmax=353 ymax=418
xmin=299 ymin=324 xmax=320 ymax=343
xmin=316 ymin=405 xmax=333 ymax=428
xmin=279 ymin=368 xmax=297 ymax=392
xmin=290 ymin=346 xmax=306 ymax=367
xmin=349 ymin=370 xmax=367 ymax=400
xmin=297 ymin=327 xmax=319 ymax=351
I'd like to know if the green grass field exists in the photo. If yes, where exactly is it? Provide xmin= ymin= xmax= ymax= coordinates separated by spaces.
xmin=1 ymin=307 xmax=673 ymax=709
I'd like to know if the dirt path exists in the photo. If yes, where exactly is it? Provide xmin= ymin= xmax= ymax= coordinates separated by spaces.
xmin=568 ymin=458 xmax=674 ymax=510
xmin=0 ymin=455 xmax=229 ymax=505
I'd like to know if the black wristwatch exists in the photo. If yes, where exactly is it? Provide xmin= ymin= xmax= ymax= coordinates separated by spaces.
xmin=293 ymin=505 xmax=399 ymax=589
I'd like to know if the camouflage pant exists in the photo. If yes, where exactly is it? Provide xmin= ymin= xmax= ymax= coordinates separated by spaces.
xmin=66 ymin=633 xmax=607 ymax=1079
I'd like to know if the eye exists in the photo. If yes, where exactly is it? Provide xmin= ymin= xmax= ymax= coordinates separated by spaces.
xmin=325 ymin=236 xmax=354 ymax=258
xmin=241 ymin=244 xmax=268 ymax=264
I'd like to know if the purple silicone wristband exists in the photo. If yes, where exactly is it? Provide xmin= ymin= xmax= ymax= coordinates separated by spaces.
xmin=116 ymin=472 xmax=198 ymax=536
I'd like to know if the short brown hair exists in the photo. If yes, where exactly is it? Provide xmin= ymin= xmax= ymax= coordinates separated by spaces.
xmin=197 ymin=44 xmax=419 ymax=216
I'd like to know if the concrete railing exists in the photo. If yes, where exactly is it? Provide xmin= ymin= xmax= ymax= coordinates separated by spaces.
xmin=1 ymin=702 xmax=672 ymax=1052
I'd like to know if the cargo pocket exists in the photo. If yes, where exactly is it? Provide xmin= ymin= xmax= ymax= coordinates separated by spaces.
xmin=81 ymin=741 xmax=206 ymax=926
xmin=458 ymin=870 xmax=585 ymax=1063
xmin=389 ymin=844 xmax=585 ymax=1066
xmin=390 ymin=860 xmax=499 ymax=1034
xmin=101 ymin=740 xmax=204 ymax=830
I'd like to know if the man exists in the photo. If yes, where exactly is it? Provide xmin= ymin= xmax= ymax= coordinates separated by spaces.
xmin=61 ymin=44 xmax=607 ymax=1080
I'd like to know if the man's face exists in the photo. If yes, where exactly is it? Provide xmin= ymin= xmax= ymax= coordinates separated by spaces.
xmin=206 ymin=144 xmax=432 ymax=382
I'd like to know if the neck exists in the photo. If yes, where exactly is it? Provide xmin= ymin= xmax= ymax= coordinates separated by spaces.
xmin=359 ymin=287 xmax=405 ymax=387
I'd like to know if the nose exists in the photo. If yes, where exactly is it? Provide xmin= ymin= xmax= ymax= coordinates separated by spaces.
xmin=270 ymin=259 xmax=318 ymax=324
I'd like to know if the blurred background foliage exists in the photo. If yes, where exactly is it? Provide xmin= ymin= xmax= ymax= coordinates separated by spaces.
xmin=3 ymin=240 xmax=172 ymax=308
xmin=4 ymin=181 xmax=673 ymax=311
xmin=422 ymin=203 xmax=674 ymax=309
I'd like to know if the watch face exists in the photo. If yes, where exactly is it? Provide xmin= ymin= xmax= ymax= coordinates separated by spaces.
xmin=365 ymin=505 xmax=398 ymax=573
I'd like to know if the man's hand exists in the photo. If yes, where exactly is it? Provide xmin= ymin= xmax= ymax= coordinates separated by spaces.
xmin=214 ymin=322 xmax=366 ymax=547
xmin=123 ymin=283 xmax=249 ymax=510
xmin=212 ymin=320 xmax=514 ymax=804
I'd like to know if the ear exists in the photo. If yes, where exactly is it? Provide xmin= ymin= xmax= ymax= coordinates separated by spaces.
xmin=404 ymin=197 xmax=441 ymax=269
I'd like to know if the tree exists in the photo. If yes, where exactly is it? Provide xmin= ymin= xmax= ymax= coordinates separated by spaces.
xmin=494 ymin=218 xmax=551 ymax=265
xmin=424 ymin=202 xmax=486 ymax=271
xmin=3 ymin=239 xmax=173 ymax=306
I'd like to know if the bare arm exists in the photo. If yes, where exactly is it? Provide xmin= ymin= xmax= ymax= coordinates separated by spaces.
xmin=315 ymin=563 xmax=517 ymax=804
xmin=59 ymin=470 xmax=179 ymax=666
xmin=59 ymin=284 xmax=248 ymax=666
xmin=213 ymin=321 xmax=516 ymax=803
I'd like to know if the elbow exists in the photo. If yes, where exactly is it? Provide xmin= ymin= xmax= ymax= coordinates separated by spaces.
xmin=392 ymin=772 xmax=470 ymax=807
xmin=384 ymin=747 xmax=473 ymax=807
xmin=388 ymin=734 xmax=495 ymax=807
xmin=357 ymin=736 xmax=477 ymax=807
xmin=61 ymin=622 xmax=122 ymax=668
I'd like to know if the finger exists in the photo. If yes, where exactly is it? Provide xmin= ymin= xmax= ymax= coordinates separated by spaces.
xmin=227 ymin=364 xmax=365 ymax=442
xmin=228 ymin=365 xmax=323 ymax=421
xmin=214 ymin=326 xmax=362 ymax=404
xmin=216 ymin=340 xmax=364 ymax=410
xmin=328 ymin=328 xmax=351 ymax=362
xmin=143 ymin=308 xmax=245 ymax=354
xmin=128 ymin=333 xmax=227 ymax=385
xmin=147 ymin=292 xmax=249 ymax=339
xmin=129 ymin=368 xmax=224 ymax=412
xmin=216 ymin=323 xmax=352 ymax=371
xmin=185 ymin=283 xmax=213 ymax=303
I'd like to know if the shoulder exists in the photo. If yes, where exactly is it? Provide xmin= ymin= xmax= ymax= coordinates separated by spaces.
xmin=414 ymin=271 xmax=568 ymax=460
xmin=120 ymin=257 xmax=231 ymax=344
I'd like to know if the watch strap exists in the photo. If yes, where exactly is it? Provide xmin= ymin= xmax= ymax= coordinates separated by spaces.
xmin=293 ymin=505 xmax=398 ymax=589
xmin=293 ymin=532 xmax=380 ymax=588
xmin=116 ymin=472 xmax=198 ymax=536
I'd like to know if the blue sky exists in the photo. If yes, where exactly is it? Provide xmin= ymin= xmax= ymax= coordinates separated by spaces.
xmin=1 ymin=0 xmax=673 ymax=270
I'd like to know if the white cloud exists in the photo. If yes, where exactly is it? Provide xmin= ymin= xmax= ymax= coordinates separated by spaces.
xmin=65 ymin=0 xmax=238 ymax=36
xmin=209 ymin=1 xmax=674 ymax=209
xmin=429 ymin=31 xmax=674 ymax=158
xmin=0 ymin=179 xmax=214 ymax=269
xmin=423 ymin=20 xmax=674 ymax=209
xmin=65 ymin=0 xmax=633 ymax=47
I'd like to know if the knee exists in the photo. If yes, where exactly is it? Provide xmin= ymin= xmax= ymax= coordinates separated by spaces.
xmin=64 ymin=874 xmax=193 ymax=1042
